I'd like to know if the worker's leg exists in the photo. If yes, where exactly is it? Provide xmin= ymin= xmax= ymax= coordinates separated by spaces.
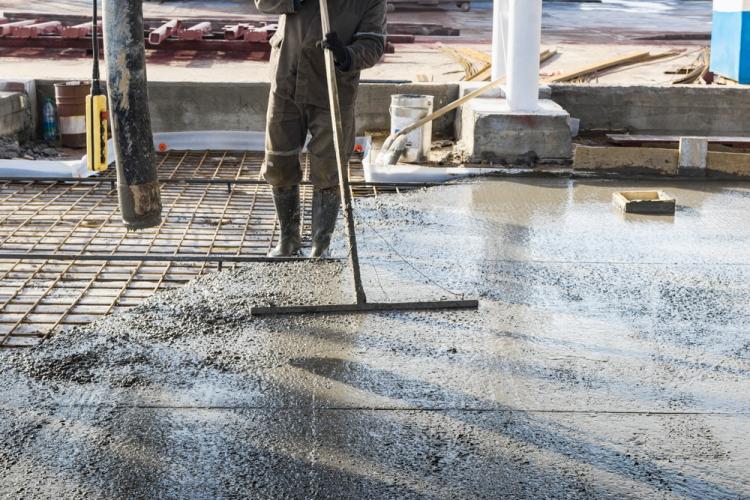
xmin=306 ymin=104 xmax=356 ymax=258
xmin=263 ymin=93 xmax=307 ymax=186
xmin=263 ymin=94 xmax=307 ymax=257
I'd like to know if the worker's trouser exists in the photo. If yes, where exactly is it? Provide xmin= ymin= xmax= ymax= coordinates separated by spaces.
xmin=262 ymin=93 xmax=356 ymax=189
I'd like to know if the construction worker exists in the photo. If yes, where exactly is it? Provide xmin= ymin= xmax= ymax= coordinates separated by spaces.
xmin=255 ymin=0 xmax=387 ymax=258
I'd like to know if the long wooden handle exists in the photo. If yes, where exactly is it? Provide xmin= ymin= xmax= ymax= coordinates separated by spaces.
xmin=396 ymin=77 xmax=504 ymax=138
xmin=320 ymin=0 xmax=367 ymax=305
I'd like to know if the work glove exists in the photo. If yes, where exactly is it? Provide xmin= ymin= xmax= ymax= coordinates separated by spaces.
xmin=322 ymin=32 xmax=352 ymax=71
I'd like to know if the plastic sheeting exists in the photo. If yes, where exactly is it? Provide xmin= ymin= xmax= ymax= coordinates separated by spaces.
xmin=93 ymin=131 xmax=269 ymax=167
xmin=0 ymin=131 xmax=495 ymax=184
xmin=0 ymin=131 xmax=269 ymax=180
xmin=0 ymin=158 xmax=90 ymax=179
xmin=149 ymin=131 xmax=267 ymax=155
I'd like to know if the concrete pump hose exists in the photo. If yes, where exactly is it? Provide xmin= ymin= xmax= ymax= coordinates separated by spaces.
xmin=103 ymin=0 xmax=162 ymax=230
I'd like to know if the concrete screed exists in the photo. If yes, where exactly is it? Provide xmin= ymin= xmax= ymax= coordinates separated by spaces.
xmin=1 ymin=177 xmax=749 ymax=498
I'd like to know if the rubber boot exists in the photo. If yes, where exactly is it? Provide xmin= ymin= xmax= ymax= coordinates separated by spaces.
xmin=310 ymin=186 xmax=341 ymax=258
xmin=269 ymin=185 xmax=301 ymax=258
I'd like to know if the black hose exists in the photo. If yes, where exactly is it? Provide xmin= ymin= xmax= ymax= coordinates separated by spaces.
xmin=91 ymin=0 xmax=100 ymax=95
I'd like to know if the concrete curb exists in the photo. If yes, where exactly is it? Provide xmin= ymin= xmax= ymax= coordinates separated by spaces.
xmin=573 ymin=146 xmax=679 ymax=176
xmin=574 ymin=145 xmax=750 ymax=179
xmin=707 ymin=151 xmax=750 ymax=177
xmin=31 ymin=80 xmax=750 ymax=141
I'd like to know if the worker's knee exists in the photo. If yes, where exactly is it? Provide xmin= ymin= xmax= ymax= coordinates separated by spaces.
xmin=308 ymin=156 xmax=340 ymax=189
xmin=265 ymin=95 xmax=306 ymax=186
xmin=262 ymin=155 xmax=303 ymax=187
xmin=306 ymin=120 xmax=356 ymax=189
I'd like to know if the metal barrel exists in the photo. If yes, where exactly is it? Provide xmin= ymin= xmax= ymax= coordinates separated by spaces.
xmin=54 ymin=81 xmax=89 ymax=148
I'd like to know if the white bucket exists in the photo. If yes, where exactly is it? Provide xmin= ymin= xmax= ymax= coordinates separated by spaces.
xmin=390 ymin=94 xmax=434 ymax=163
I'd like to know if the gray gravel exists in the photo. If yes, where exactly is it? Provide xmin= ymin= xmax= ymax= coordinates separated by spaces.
xmin=0 ymin=136 xmax=62 ymax=160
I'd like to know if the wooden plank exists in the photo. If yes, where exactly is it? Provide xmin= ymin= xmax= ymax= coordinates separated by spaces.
xmin=548 ymin=50 xmax=683 ymax=84
xmin=672 ymin=47 xmax=710 ymax=85
xmin=545 ymin=50 xmax=651 ymax=83
xmin=467 ymin=65 xmax=492 ymax=82
xmin=457 ymin=47 xmax=491 ymax=64
xmin=608 ymin=134 xmax=750 ymax=147
xmin=441 ymin=45 xmax=477 ymax=79
xmin=540 ymin=48 xmax=558 ymax=65
xmin=467 ymin=49 xmax=557 ymax=82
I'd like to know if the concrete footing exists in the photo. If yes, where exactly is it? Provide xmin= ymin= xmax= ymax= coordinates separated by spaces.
xmin=458 ymin=98 xmax=573 ymax=164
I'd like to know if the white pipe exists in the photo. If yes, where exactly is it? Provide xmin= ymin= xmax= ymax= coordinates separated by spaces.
xmin=362 ymin=138 xmax=502 ymax=183
xmin=491 ymin=0 xmax=509 ymax=80
xmin=364 ymin=161 xmax=502 ymax=184
xmin=506 ymin=0 xmax=542 ymax=112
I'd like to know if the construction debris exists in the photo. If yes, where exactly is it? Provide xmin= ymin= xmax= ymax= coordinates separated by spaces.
xmin=0 ymin=19 xmax=36 ymax=37
xmin=469 ymin=48 xmax=557 ymax=82
xmin=672 ymin=47 xmax=712 ymax=84
xmin=61 ymin=21 xmax=100 ymax=39
xmin=441 ymin=45 xmax=558 ymax=81
xmin=0 ymin=11 xmax=419 ymax=58
xmin=441 ymin=47 xmax=687 ymax=85
xmin=388 ymin=22 xmax=459 ymax=36
xmin=148 ymin=19 xmax=181 ymax=46
xmin=0 ymin=137 xmax=61 ymax=160
xmin=545 ymin=49 xmax=684 ymax=83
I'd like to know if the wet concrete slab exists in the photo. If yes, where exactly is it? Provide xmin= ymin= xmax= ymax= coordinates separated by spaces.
xmin=0 ymin=407 xmax=746 ymax=498
xmin=1 ymin=178 xmax=749 ymax=497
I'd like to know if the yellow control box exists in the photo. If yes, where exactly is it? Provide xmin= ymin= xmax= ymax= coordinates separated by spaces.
xmin=85 ymin=94 xmax=108 ymax=172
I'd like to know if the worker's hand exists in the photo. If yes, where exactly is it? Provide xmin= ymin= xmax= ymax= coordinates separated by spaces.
xmin=322 ymin=32 xmax=352 ymax=71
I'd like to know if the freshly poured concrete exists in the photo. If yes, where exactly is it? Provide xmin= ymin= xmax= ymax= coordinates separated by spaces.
xmin=1 ymin=178 xmax=749 ymax=497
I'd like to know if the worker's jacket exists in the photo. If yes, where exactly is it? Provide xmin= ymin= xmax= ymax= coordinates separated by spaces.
xmin=255 ymin=0 xmax=387 ymax=107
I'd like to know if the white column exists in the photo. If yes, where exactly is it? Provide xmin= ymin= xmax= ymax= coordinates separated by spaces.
xmin=506 ymin=0 xmax=542 ymax=112
xmin=491 ymin=0 xmax=509 ymax=81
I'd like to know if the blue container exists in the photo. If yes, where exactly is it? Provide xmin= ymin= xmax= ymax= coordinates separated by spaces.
xmin=711 ymin=0 xmax=750 ymax=83
xmin=42 ymin=98 xmax=59 ymax=143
